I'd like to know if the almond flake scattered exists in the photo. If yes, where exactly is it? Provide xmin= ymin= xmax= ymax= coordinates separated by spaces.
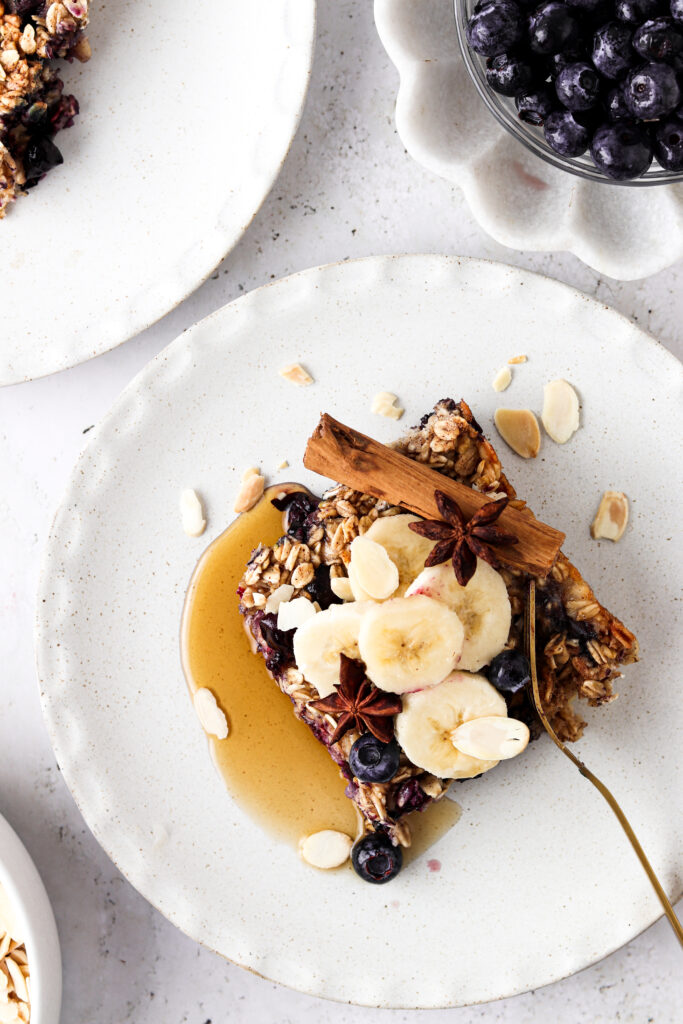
xmin=541 ymin=379 xmax=580 ymax=444
xmin=179 ymin=488 xmax=206 ymax=537
xmin=277 ymin=596 xmax=317 ymax=631
xmin=265 ymin=583 xmax=295 ymax=614
xmin=277 ymin=459 xmax=289 ymax=470
xmin=279 ymin=363 xmax=313 ymax=387
xmin=492 ymin=366 xmax=512 ymax=392
xmin=590 ymin=491 xmax=629 ymax=542
xmin=371 ymin=391 xmax=404 ymax=420
xmin=451 ymin=716 xmax=530 ymax=761
xmin=494 ymin=408 xmax=541 ymax=459
xmin=234 ymin=467 xmax=265 ymax=513
xmin=330 ymin=577 xmax=354 ymax=601
xmin=508 ymin=355 xmax=527 ymax=364
xmin=299 ymin=830 xmax=353 ymax=870
xmin=193 ymin=688 xmax=229 ymax=739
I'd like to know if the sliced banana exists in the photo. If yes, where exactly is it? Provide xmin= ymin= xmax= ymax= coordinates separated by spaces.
xmin=395 ymin=671 xmax=508 ymax=779
xmin=358 ymin=595 xmax=464 ymax=693
xmin=363 ymin=514 xmax=436 ymax=597
xmin=348 ymin=560 xmax=372 ymax=602
xmin=293 ymin=601 xmax=373 ymax=698
xmin=348 ymin=535 xmax=399 ymax=600
xmin=406 ymin=559 xmax=511 ymax=672
xmin=451 ymin=716 xmax=530 ymax=761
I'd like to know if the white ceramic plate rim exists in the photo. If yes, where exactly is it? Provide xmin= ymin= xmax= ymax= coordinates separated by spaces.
xmin=0 ymin=0 xmax=316 ymax=386
xmin=35 ymin=255 xmax=682 ymax=1007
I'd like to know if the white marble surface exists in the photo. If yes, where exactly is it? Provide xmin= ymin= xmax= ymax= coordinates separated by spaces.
xmin=0 ymin=0 xmax=681 ymax=1020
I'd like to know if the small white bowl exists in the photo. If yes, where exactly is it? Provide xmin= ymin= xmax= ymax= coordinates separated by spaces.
xmin=0 ymin=812 xmax=61 ymax=1024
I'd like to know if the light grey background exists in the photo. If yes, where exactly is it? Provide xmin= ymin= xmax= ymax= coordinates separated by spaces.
xmin=1 ymin=1 xmax=680 ymax=1021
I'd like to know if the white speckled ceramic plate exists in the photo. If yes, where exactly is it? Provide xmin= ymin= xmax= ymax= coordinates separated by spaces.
xmin=0 ymin=0 xmax=315 ymax=386
xmin=375 ymin=0 xmax=683 ymax=280
xmin=36 ymin=255 xmax=682 ymax=1007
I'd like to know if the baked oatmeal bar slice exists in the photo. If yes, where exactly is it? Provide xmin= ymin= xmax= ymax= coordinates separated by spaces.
xmin=237 ymin=399 xmax=638 ymax=849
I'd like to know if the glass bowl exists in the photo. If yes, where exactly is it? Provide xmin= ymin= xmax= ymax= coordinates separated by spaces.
xmin=453 ymin=0 xmax=683 ymax=186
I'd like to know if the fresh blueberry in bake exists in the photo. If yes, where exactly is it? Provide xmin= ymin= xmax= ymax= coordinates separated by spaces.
xmin=22 ymin=135 xmax=64 ymax=186
xmin=271 ymin=491 xmax=319 ymax=542
xmin=528 ymin=2 xmax=582 ymax=55
xmin=515 ymin=84 xmax=557 ymax=125
xmin=305 ymin=563 xmax=343 ymax=610
xmin=616 ymin=0 xmax=664 ymax=23
xmin=349 ymin=735 xmax=401 ymax=784
xmin=555 ymin=61 xmax=602 ymax=109
xmin=673 ymin=0 xmax=683 ymax=23
xmin=592 ymin=21 xmax=635 ymax=78
xmin=395 ymin=778 xmax=431 ymax=812
xmin=466 ymin=0 xmax=525 ymax=57
xmin=544 ymin=109 xmax=591 ymax=153
xmin=606 ymin=83 xmax=632 ymax=118
xmin=590 ymin=121 xmax=653 ymax=177
xmin=653 ymin=114 xmax=683 ymax=165
xmin=258 ymin=612 xmax=295 ymax=673
xmin=486 ymin=52 xmax=537 ymax=95
xmin=633 ymin=17 xmax=683 ymax=59
xmin=624 ymin=62 xmax=681 ymax=118
xmin=487 ymin=649 xmax=531 ymax=695
xmin=7 ymin=0 xmax=41 ymax=13
xmin=351 ymin=833 xmax=402 ymax=884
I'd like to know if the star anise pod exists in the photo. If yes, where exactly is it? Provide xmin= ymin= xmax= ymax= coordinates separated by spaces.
xmin=309 ymin=654 xmax=402 ymax=745
xmin=408 ymin=490 xmax=518 ymax=587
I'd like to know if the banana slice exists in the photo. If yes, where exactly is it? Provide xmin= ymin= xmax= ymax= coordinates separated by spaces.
xmin=395 ymin=671 xmax=508 ymax=779
xmin=406 ymin=559 xmax=511 ymax=671
xmin=348 ymin=536 xmax=399 ymax=600
xmin=362 ymin=514 xmax=436 ymax=597
xmin=293 ymin=601 xmax=373 ymax=698
xmin=358 ymin=595 xmax=464 ymax=693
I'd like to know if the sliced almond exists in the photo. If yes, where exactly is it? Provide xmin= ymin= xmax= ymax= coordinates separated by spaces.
xmin=299 ymin=829 xmax=353 ymax=869
xmin=494 ymin=408 xmax=541 ymax=459
xmin=193 ymin=688 xmax=229 ymax=740
xmin=590 ymin=491 xmax=629 ymax=542
xmin=233 ymin=467 xmax=265 ymax=513
xmin=4 ymin=960 xmax=27 ymax=1005
xmin=277 ymin=459 xmax=289 ymax=470
xmin=542 ymin=379 xmax=580 ymax=444
xmin=492 ymin=366 xmax=512 ymax=392
xmin=371 ymin=391 xmax=404 ymax=420
xmin=451 ymin=716 xmax=529 ymax=761
xmin=179 ymin=488 xmax=206 ymax=537
xmin=277 ymin=596 xmax=317 ymax=631
xmin=265 ymin=583 xmax=295 ymax=614
xmin=279 ymin=363 xmax=313 ymax=387
xmin=508 ymin=354 xmax=527 ymax=364
xmin=330 ymin=576 xmax=354 ymax=601
xmin=349 ymin=536 xmax=399 ymax=600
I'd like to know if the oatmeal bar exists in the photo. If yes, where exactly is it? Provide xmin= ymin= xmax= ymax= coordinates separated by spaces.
xmin=0 ymin=1 xmax=90 ymax=217
xmin=237 ymin=399 xmax=638 ymax=850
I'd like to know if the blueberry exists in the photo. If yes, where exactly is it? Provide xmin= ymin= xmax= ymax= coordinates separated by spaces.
xmin=486 ymin=52 xmax=537 ymax=95
xmin=351 ymin=833 xmax=402 ymax=884
xmin=515 ymin=84 xmax=557 ymax=124
xmin=22 ymin=135 xmax=63 ymax=186
xmin=258 ymin=612 xmax=295 ymax=674
xmin=544 ymin=108 xmax=591 ymax=153
xmin=606 ymin=83 xmax=632 ymax=117
xmin=633 ymin=17 xmax=683 ymax=60
xmin=625 ymin=61 xmax=681 ymax=117
xmin=616 ymin=0 xmax=664 ymax=23
xmin=592 ymin=21 xmax=635 ymax=79
xmin=271 ymin=490 xmax=319 ymax=542
xmin=546 ymin=43 xmax=588 ymax=77
xmin=653 ymin=113 xmax=683 ymax=165
xmin=555 ymin=61 xmax=601 ymax=109
xmin=466 ymin=0 xmax=525 ymax=57
xmin=487 ymin=649 xmax=531 ymax=695
xmin=6 ymin=0 xmax=41 ymax=12
xmin=349 ymin=734 xmax=400 ymax=784
xmin=528 ymin=2 xmax=582 ymax=55
xmin=673 ymin=0 xmax=683 ymax=23
xmin=305 ymin=563 xmax=342 ymax=610
xmin=590 ymin=121 xmax=654 ymax=177
xmin=396 ymin=778 xmax=430 ymax=812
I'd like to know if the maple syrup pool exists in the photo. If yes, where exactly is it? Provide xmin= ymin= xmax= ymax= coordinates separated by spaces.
xmin=180 ymin=485 xmax=461 ymax=864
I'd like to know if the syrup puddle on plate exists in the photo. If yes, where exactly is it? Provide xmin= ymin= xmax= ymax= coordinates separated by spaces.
xmin=180 ymin=484 xmax=461 ymax=864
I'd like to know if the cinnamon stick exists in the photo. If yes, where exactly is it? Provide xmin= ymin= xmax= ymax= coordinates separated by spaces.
xmin=304 ymin=414 xmax=564 ymax=578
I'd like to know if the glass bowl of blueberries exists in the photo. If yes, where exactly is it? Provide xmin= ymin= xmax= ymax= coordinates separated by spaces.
xmin=454 ymin=0 xmax=683 ymax=182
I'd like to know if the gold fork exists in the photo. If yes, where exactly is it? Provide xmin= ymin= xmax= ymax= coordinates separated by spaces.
xmin=525 ymin=579 xmax=683 ymax=948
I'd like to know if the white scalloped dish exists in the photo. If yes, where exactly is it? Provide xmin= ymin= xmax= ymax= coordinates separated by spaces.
xmin=36 ymin=256 xmax=682 ymax=1007
xmin=375 ymin=0 xmax=683 ymax=279
xmin=0 ymin=0 xmax=315 ymax=385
